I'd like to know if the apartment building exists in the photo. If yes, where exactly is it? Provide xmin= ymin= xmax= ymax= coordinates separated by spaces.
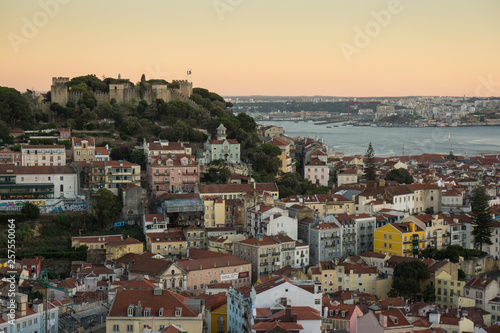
xmin=247 ymin=204 xmax=298 ymax=240
xmin=147 ymin=153 xmax=200 ymax=197
xmin=309 ymin=222 xmax=342 ymax=265
xmin=404 ymin=214 xmax=451 ymax=249
xmin=374 ymin=222 xmax=426 ymax=257
xmin=0 ymin=165 xmax=78 ymax=200
xmin=72 ymin=137 xmax=95 ymax=162
xmin=232 ymin=235 xmax=309 ymax=282
xmin=21 ymin=144 xmax=65 ymax=166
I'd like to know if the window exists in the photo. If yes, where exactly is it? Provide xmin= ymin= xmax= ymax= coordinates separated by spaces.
xmin=113 ymin=325 xmax=120 ymax=332
xmin=127 ymin=325 xmax=133 ymax=332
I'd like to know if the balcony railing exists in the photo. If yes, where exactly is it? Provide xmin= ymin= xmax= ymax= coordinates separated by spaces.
xmin=259 ymin=254 xmax=268 ymax=257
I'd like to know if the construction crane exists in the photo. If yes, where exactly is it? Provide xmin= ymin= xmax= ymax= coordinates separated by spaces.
xmin=16 ymin=269 xmax=72 ymax=333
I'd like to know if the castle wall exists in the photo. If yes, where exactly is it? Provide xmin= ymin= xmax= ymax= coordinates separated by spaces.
xmin=50 ymin=77 xmax=195 ymax=109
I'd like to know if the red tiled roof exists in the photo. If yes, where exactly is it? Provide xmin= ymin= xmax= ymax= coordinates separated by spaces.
xmin=238 ymin=236 xmax=279 ymax=246
xmin=267 ymin=138 xmax=291 ymax=146
xmin=466 ymin=277 xmax=496 ymax=289
xmin=109 ymin=288 xmax=199 ymax=317
xmin=198 ymin=183 xmax=278 ymax=195
xmin=72 ymin=235 xmax=122 ymax=244
xmin=176 ymin=253 xmax=249 ymax=271
xmin=22 ymin=145 xmax=65 ymax=149
xmin=359 ymin=251 xmax=387 ymax=259
xmin=0 ymin=165 xmax=76 ymax=175
xmin=252 ymin=321 xmax=303 ymax=331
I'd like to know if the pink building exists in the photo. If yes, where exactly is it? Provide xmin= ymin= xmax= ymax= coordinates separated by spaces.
xmin=357 ymin=308 xmax=414 ymax=333
xmin=322 ymin=303 xmax=363 ymax=333
xmin=0 ymin=147 xmax=21 ymax=166
xmin=147 ymin=154 xmax=200 ymax=196
xmin=57 ymin=128 xmax=71 ymax=140
xmin=21 ymin=145 xmax=66 ymax=166
xmin=176 ymin=250 xmax=251 ymax=295
xmin=304 ymin=158 xmax=329 ymax=187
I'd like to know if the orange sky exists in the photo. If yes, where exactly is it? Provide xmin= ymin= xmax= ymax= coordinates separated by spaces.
xmin=1 ymin=0 xmax=499 ymax=96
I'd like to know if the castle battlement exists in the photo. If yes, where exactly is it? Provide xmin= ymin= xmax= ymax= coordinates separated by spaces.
xmin=52 ymin=77 xmax=69 ymax=85
xmin=50 ymin=75 xmax=193 ymax=107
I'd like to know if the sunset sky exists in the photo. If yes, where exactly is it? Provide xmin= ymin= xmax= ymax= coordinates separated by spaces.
xmin=1 ymin=0 xmax=499 ymax=97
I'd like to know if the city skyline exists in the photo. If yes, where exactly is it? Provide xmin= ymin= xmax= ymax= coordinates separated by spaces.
xmin=1 ymin=0 xmax=499 ymax=97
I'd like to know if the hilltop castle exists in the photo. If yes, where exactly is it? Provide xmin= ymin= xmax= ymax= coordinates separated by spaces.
xmin=50 ymin=76 xmax=194 ymax=106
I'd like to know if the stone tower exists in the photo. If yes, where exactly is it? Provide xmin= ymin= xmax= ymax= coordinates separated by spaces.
xmin=173 ymin=80 xmax=193 ymax=97
xmin=51 ymin=77 xmax=69 ymax=105
xmin=216 ymin=123 xmax=227 ymax=141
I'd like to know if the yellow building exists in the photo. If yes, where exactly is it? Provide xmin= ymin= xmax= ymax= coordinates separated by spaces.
xmin=318 ymin=261 xmax=337 ymax=294
xmin=204 ymin=196 xmax=226 ymax=228
xmin=278 ymin=194 xmax=355 ymax=217
xmin=403 ymin=214 xmax=451 ymax=249
xmin=208 ymin=237 xmax=233 ymax=255
xmin=146 ymin=232 xmax=187 ymax=257
xmin=374 ymin=222 xmax=426 ymax=257
xmin=266 ymin=138 xmax=294 ymax=173
xmin=105 ymin=237 xmax=143 ymax=260
xmin=72 ymin=137 xmax=96 ymax=162
xmin=71 ymin=235 xmax=122 ymax=250
xmin=435 ymin=271 xmax=465 ymax=308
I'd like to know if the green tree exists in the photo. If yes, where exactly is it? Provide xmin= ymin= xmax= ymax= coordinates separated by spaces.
xmin=388 ymin=261 xmax=430 ymax=300
xmin=128 ymin=149 xmax=146 ymax=168
xmin=21 ymin=202 xmax=40 ymax=219
xmin=0 ymin=86 xmax=34 ymax=126
xmin=471 ymin=186 xmax=493 ymax=252
xmin=0 ymin=120 xmax=13 ymax=144
xmin=386 ymin=168 xmax=414 ymax=184
xmin=363 ymin=142 xmax=376 ymax=181
xmin=423 ymin=284 xmax=436 ymax=303
xmin=93 ymin=188 xmax=121 ymax=228
xmin=204 ymin=164 xmax=231 ymax=184
xmin=458 ymin=269 xmax=466 ymax=279
xmin=252 ymin=144 xmax=282 ymax=181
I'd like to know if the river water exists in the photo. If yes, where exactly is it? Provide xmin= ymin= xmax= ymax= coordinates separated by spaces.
xmin=260 ymin=121 xmax=500 ymax=157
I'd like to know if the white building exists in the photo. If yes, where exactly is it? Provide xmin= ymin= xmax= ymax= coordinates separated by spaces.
xmin=384 ymin=186 xmax=415 ymax=213
xmin=198 ymin=124 xmax=241 ymax=165
xmin=251 ymin=276 xmax=322 ymax=313
xmin=248 ymin=204 xmax=298 ymax=240
xmin=142 ymin=214 xmax=168 ymax=234
xmin=304 ymin=159 xmax=329 ymax=187
xmin=0 ymin=165 xmax=78 ymax=200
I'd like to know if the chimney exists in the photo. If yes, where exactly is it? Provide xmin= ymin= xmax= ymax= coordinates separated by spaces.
xmin=379 ymin=314 xmax=388 ymax=327
xmin=136 ymin=301 xmax=142 ymax=317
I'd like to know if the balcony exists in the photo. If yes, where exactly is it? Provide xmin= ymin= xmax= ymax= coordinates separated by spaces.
xmin=260 ymin=262 xmax=268 ymax=266
xmin=259 ymin=254 xmax=268 ymax=258
xmin=271 ymin=252 xmax=280 ymax=256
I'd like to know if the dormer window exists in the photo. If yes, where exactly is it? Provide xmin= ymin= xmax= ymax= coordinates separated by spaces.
xmin=127 ymin=305 xmax=134 ymax=317
xmin=158 ymin=308 xmax=163 ymax=316
xmin=143 ymin=308 xmax=150 ymax=317
xmin=175 ymin=308 xmax=182 ymax=317
xmin=341 ymin=311 xmax=345 ymax=317
xmin=329 ymin=310 xmax=333 ymax=316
